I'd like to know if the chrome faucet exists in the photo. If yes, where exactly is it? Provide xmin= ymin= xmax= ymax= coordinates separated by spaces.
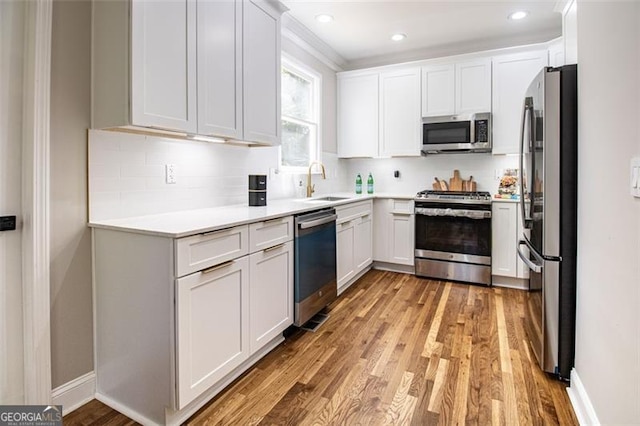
xmin=306 ymin=161 xmax=326 ymax=197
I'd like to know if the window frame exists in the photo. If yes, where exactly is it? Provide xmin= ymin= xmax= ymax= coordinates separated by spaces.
xmin=280 ymin=54 xmax=323 ymax=174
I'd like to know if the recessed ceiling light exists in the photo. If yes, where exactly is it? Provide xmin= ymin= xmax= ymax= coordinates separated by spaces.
xmin=391 ymin=33 xmax=407 ymax=42
xmin=508 ymin=11 xmax=528 ymax=20
xmin=315 ymin=14 xmax=333 ymax=23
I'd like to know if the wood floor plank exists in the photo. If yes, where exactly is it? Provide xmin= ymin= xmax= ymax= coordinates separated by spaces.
xmin=65 ymin=270 xmax=578 ymax=426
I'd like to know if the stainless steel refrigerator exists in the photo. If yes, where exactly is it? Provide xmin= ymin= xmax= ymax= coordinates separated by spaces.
xmin=517 ymin=65 xmax=577 ymax=380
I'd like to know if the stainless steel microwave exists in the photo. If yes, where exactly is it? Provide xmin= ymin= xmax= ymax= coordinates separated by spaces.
xmin=421 ymin=112 xmax=492 ymax=154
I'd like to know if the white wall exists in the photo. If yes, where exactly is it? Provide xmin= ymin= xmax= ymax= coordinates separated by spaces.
xmin=574 ymin=2 xmax=640 ymax=423
xmin=0 ymin=0 xmax=25 ymax=404
xmin=50 ymin=0 xmax=94 ymax=388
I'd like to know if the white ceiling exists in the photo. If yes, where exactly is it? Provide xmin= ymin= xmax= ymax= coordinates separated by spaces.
xmin=282 ymin=1 xmax=563 ymax=69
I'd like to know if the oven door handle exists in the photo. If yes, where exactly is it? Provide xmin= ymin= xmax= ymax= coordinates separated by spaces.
xmin=517 ymin=240 xmax=542 ymax=273
xmin=415 ymin=207 xmax=491 ymax=220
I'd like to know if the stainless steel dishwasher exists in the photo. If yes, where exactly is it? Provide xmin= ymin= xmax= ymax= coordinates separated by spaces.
xmin=294 ymin=208 xmax=337 ymax=327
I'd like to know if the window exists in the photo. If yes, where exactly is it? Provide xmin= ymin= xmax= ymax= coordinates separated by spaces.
xmin=281 ymin=57 xmax=321 ymax=170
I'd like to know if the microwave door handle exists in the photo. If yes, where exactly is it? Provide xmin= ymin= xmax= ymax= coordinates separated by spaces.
xmin=517 ymin=240 xmax=542 ymax=273
xmin=470 ymin=115 xmax=476 ymax=144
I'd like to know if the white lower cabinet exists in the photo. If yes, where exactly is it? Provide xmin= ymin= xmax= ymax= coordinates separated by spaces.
xmin=491 ymin=202 xmax=528 ymax=281
xmin=373 ymin=199 xmax=414 ymax=266
xmin=336 ymin=200 xmax=373 ymax=293
xmin=249 ymin=241 xmax=293 ymax=354
xmin=176 ymin=257 xmax=250 ymax=409
xmin=94 ymin=216 xmax=293 ymax=425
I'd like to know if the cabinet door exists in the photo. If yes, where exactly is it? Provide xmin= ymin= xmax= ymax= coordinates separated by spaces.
xmin=337 ymin=74 xmax=379 ymax=158
xmin=491 ymin=203 xmax=517 ymax=277
xmin=372 ymin=199 xmax=390 ymax=262
xmin=131 ymin=0 xmax=197 ymax=133
xmin=354 ymin=215 xmax=373 ymax=271
xmin=176 ymin=256 xmax=249 ymax=409
xmin=548 ymin=38 xmax=565 ymax=67
xmin=379 ymin=68 xmax=422 ymax=157
xmin=243 ymin=0 xmax=281 ymax=145
xmin=455 ymin=58 xmax=492 ymax=114
xmin=421 ymin=64 xmax=455 ymax=117
xmin=197 ymin=0 xmax=242 ymax=139
xmin=492 ymin=51 xmax=547 ymax=154
xmin=390 ymin=212 xmax=414 ymax=266
xmin=249 ymin=241 xmax=293 ymax=354
xmin=336 ymin=221 xmax=355 ymax=288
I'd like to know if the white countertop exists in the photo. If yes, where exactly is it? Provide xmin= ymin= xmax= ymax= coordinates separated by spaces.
xmin=89 ymin=191 xmax=520 ymax=238
xmin=88 ymin=192 xmax=400 ymax=238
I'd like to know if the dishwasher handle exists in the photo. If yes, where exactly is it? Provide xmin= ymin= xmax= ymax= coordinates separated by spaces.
xmin=298 ymin=214 xmax=337 ymax=230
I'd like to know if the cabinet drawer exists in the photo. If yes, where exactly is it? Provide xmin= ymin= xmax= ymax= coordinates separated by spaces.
xmin=175 ymin=225 xmax=249 ymax=277
xmin=390 ymin=199 xmax=414 ymax=214
xmin=336 ymin=200 xmax=372 ymax=224
xmin=249 ymin=216 xmax=293 ymax=253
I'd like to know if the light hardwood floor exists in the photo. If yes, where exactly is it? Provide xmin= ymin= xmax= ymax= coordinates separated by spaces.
xmin=64 ymin=270 xmax=577 ymax=425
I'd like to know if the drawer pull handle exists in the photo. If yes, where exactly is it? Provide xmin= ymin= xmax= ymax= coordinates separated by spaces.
xmin=264 ymin=243 xmax=285 ymax=253
xmin=202 ymin=260 xmax=234 ymax=274
xmin=263 ymin=217 xmax=284 ymax=225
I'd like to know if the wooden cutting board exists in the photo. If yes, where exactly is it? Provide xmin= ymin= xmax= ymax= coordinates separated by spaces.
xmin=449 ymin=170 xmax=463 ymax=191
xmin=463 ymin=176 xmax=477 ymax=191
xmin=434 ymin=177 xmax=448 ymax=191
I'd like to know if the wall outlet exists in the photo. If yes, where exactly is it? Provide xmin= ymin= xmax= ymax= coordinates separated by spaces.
xmin=494 ymin=169 xmax=503 ymax=180
xmin=165 ymin=164 xmax=176 ymax=184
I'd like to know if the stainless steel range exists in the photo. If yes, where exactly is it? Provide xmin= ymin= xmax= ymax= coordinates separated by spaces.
xmin=414 ymin=190 xmax=492 ymax=286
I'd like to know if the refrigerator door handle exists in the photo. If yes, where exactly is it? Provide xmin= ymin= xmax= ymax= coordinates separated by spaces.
xmin=517 ymin=239 xmax=542 ymax=273
xmin=519 ymin=100 xmax=533 ymax=229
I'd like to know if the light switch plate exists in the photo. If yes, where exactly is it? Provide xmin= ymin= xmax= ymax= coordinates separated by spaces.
xmin=631 ymin=157 xmax=640 ymax=198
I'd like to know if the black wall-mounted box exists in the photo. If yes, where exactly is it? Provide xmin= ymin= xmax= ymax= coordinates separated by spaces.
xmin=248 ymin=175 xmax=267 ymax=206
xmin=248 ymin=175 xmax=267 ymax=191
xmin=248 ymin=191 xmax=267 ymax=206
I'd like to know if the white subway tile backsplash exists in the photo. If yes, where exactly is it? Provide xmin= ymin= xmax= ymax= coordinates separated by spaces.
xmin=90 ymin=163 xmax=120 ymax=179
xmin=120 ymin=164 xmax=165 ymax=178
xmin=88 ymin=130 xmax=293 ymax=221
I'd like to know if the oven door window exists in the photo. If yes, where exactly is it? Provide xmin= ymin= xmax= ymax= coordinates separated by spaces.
xmin=415 ymin=214 xmax=491 ymax=257
xmin=423 ymin=121 xmax=471 ymax=145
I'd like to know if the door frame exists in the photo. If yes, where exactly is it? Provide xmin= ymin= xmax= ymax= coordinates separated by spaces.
xmin=21 ymin=0 xmax=53 ymax=404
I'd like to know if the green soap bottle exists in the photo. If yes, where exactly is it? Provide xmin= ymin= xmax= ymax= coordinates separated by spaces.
xmin=355 ymin=173 xmax=362 ymax=194
xmin=367 ymin=173 xmax=374 ymax=194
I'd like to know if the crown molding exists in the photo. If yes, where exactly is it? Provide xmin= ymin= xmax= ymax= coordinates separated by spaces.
xmin=281 ymin=14 xmax=346 ymax=72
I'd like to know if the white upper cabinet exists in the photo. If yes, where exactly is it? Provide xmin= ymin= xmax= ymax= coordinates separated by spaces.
xmin=548 ymin=38 xmax=565 ymax=67
xmin=338 ymin=67 xmax=420 ymax=158
xmin=492 ymin=50 xmax=548 ymax=155
xmin=379 ymin=68 xmax=421 ymax=157
xmin=455 ymin=58 xmax=492 ymax=114
xmin=130 ymin=0 xmax=197 ymax=133
xmin=196 ymin=0 xmax=242 ymax=139
xmin=337 ymin=73 xmax=379 ymax=158
xmin=421 ymin=58 xmax=491 ymax=117
xmin=242 ymin=0 xmax=282 ymax=145
xmin=93 ymin=0 xmax=283 ymax=145
xmin=421 ymin=64 xmax=455 ymax=117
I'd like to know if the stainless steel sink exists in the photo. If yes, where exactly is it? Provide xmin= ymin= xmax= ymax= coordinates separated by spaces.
xmin=304 ymin=196 xmax=351 ymax=202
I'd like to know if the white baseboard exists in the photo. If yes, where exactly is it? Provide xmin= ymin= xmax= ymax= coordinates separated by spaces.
xmin=567 ymin=368 xmax=600 ymax=425
xmin=372 ymin=261 xmax=415 ymax=275
xmin=51 ymin=371 xmax=96 ymax=416
xmin=491 ymin=275 xmax=528 ymax=290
